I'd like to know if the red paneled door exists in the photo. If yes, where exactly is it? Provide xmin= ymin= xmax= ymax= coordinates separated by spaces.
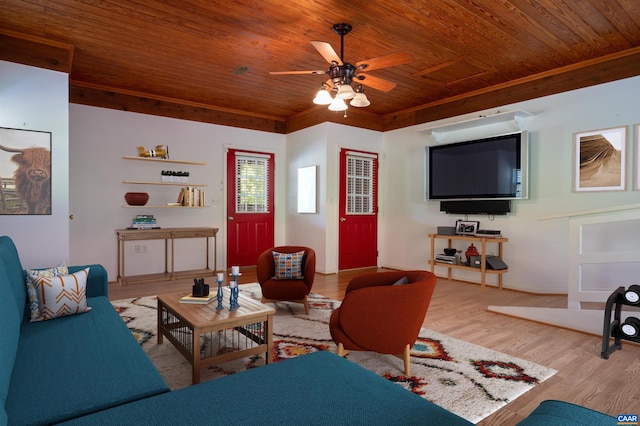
xmin=338 ymin=148 xmax=378 ymax=270
xmin=226 ymin=149 xmax=275 ymax=267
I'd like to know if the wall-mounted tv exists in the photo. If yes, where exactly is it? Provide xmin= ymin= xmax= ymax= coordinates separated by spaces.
xmin=427 ymin=131 xmax=528 ymax=200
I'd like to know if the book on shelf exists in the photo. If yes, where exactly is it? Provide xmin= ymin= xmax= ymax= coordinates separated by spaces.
xmin=178 ymin=186 xmax=205 ymax=207
xmin=179 ymin=294 xmax=216 ymax=304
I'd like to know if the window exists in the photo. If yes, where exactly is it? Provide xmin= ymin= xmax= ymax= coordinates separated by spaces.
xmin=346 ymin=153 xmax=375 ymax=214
xmin=235 ymin=154 xmax=270 ymax=213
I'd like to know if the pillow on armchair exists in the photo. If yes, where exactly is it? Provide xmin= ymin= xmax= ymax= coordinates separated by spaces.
xmin=272 ymin=250 xmax=305 ymax=280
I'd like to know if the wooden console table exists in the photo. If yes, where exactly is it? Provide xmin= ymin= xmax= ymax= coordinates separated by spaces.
xmin=428 ymin=234 xmax=508 ymax=290
xmin=116 ymin=227 xmax=218 ymax=286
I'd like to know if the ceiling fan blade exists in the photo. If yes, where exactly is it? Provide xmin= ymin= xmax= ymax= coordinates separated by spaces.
xmin=357 ymin=73 xmax=397 ymax=92
xmin=269 ymin=70 xmax=327 ymax=75
xmin=311 ymin=41 xmax=343 ymax=65
xmin=356 ymin=53 xmax=411 ymax=71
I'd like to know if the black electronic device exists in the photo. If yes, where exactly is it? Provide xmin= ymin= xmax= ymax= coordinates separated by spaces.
xmin=440 ymin=200 xmax=511 ymax=215
xmin=427 ymin=132 xmax=528 ymax=201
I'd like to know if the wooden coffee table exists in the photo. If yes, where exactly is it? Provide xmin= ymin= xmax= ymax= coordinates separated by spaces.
xmin=157 ymin=288 xmax=275 ymax=384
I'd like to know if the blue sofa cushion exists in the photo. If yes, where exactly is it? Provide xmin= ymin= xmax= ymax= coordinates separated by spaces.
xmin=0 ymin=236 xmax=26 ymax=322
xmin=61 ymin=351 xmax=473 ymax=426
xmin=5 ymin=296 xmax=169 ymax=425
xmin=517 ymin=400 xmax=615 ymax=425
xmin=0 ymin=266 xmax=20 ymax=423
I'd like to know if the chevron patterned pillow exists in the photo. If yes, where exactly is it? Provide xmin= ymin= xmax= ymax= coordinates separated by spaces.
xmin=28 ymin=267 xmax=92 ymax=321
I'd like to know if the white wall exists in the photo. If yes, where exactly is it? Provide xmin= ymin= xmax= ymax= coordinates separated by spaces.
xmin=380 ymin=75 xmax=640 ymax=293
xmin=4 ymin=57 xmax=639 ymax=295
xmin=285 ymin=123 xmax=383 ymax=273
xmin=0 ymin=61 xmax=69 ymax=269
xmin=69 ymin=105 xmax=286 ymax=280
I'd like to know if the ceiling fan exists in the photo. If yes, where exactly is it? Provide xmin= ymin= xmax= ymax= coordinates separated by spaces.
xmin=269 ymin=23 xmax=411 ymax=110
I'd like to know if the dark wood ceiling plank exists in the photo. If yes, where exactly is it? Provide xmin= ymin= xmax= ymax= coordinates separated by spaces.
xmin=1 ymin=0 xmax=639 ymax=133
xmin=383 ymin=46 xmax=640 ymax=131
xmin=70 ymin=81 xmax=287 ymax=134
xmin=0 ymin=28 xmax=73 ymax=73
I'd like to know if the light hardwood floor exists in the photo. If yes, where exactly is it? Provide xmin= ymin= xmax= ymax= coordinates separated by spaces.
xmin=109 ymin=268 xmax=640 ymax=425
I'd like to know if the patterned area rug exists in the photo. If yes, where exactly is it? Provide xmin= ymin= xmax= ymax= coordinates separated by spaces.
xmin=113 ymin=283 xmax=556 ymax=424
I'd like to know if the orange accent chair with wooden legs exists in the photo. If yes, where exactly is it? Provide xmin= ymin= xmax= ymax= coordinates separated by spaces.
xmin=329 ymin=270 xmax=437 ymax=376
xmin=257 ymin=246 xmax=316 ymax=314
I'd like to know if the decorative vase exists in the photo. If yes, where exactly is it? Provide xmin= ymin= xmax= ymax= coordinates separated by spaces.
xmin=465 ymin=243 xmax=479 ymax=264
xmin=124 ymin=192 xmax=149 ymax=206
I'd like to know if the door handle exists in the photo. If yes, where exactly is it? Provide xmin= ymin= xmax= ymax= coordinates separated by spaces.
xmin=228 ymin=216 xmax=234 ymax=220
xmin=340 ymin=217 xmax=346 ymax=222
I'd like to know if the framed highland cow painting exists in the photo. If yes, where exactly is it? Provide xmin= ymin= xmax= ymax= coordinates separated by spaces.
xmin=0 ymin=127 xmax=52 ymax=215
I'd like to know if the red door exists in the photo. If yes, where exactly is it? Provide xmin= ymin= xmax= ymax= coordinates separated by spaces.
xmin=226 ymin=149 xmax=275 ymax=267
xmin=338 ymin=148 xmax=378 ymax=270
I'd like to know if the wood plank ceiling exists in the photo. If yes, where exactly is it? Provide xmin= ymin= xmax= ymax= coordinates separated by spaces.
xmin=1 ymin=0 xmax=639 ymax=134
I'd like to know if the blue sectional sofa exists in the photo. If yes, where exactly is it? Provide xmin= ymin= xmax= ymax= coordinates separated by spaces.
xmin=0 ymin=236 xmax=170 ymax=425
xmin=0 ymin=235 xmax=616 ymax=425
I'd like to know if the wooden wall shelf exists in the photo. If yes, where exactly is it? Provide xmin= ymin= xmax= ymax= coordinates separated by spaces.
xmin=123 ymin=156 xmax=207 ymax=165
xmin=123 ymin=180 xmax=207 ymax=186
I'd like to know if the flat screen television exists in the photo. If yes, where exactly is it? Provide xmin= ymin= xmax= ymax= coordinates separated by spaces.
xmin=427 ymin=131 xmax=528 ymax=200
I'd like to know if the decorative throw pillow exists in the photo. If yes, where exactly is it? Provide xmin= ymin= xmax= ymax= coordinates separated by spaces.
xmin=28 ymin=267 xmax=91 ymax=321
xmin=25 ymin=263 xmax=69 ymax=321
xmin=272 ymin=250 xmax=305 ymax=280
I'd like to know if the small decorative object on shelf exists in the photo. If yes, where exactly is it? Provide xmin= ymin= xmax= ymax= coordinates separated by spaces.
xmin=192 ymin=278 xmax=209 ymax=297
xmin=137 ymin=145 xmax=168 ymax=159
xmin=465 ymin=243 xmax=479 ymax=264
xmin=161 ymin=170 xmax=189 ymax=183
xmin=216 ymin=272 xmax=224 ymax=310
xmin=124 ymin=192 xmax=149 ymax=206
xmin=128 ymin=214 xmax=159 ymax=229
xmin=177 ymin=186 xmax=205 ymax=207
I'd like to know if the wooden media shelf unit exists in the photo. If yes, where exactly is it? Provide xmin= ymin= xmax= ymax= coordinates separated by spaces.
xmin=116 ymin=227 xmax=218 ymax=286
xmin=428 ymin=234 xmax=508 ymax=290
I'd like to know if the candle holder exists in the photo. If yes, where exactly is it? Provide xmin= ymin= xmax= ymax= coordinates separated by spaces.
xmin=229 ymin=270 xmax=241 ymax=311
xmin=228 ymin=281 xmax=239 ymax=311
xmin=216 ymin=278 xmax=224 ymax=310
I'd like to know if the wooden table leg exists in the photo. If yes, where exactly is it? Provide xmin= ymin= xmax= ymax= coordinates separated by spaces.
xmin=192 ymin=328 xmax=201 ymax=384
xmin=157 ymin=301 xmax=164 ymax=345
xmin=205 ymin=236 xmax=210 ymax=270
xmin=117 ymin=237 xmax=122 ymax=285
xmin=170 ymin=236 xmax=175 ymax=280
xmin=266 ymin=315 xmax=273 ymax=364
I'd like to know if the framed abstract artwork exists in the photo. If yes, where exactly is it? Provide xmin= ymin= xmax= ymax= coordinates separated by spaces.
xmin=573 ymin=126 xmax=627 ymax=192
xmin=0 ymin=127 xmax=52 ymax=215
xmin=297 ymin=165 xmax=317 ymax=213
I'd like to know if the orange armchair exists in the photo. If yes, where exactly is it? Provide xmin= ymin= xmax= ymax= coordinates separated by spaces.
xmin=257 ymin=246 xmax=316 ymax=314
xmin=329 ymin=270 xmax=437 ymax=376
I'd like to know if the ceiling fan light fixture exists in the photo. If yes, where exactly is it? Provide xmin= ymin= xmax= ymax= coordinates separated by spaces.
xmin=350 ymin=87 xmax=370 ymax=107
xmin=313 ymin=88 xmax=333 ymax=105
xmin=335 ymin=83 xmax=356 ymax=99
xmin=328 ymin=97 xmax=348 ymax=111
